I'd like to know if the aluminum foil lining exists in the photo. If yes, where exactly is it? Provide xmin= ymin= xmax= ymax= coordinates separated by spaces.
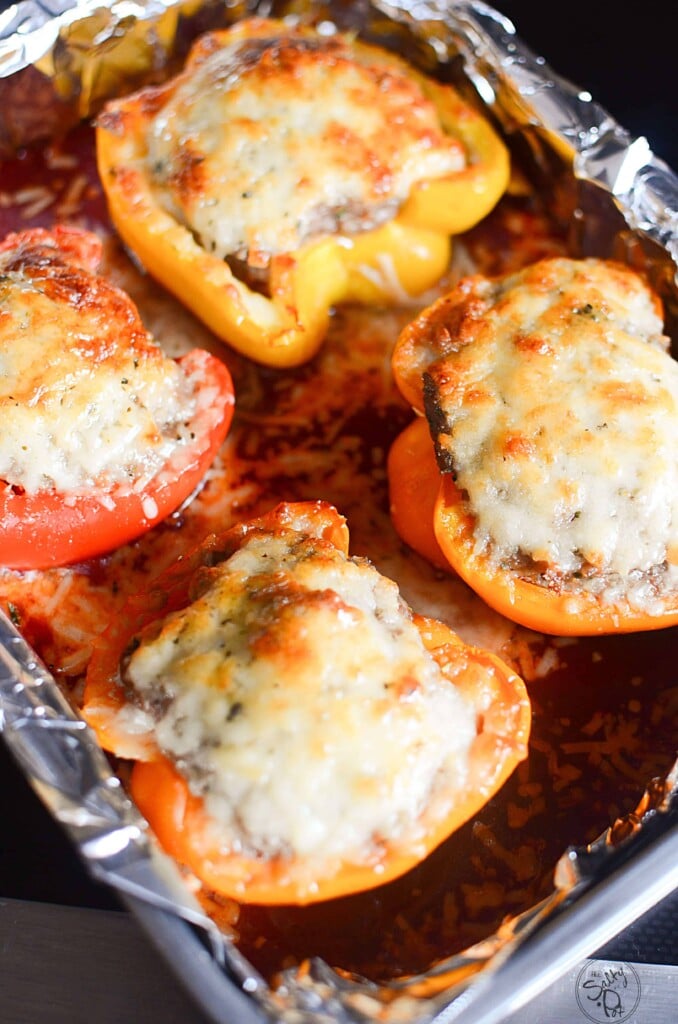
xmin=0 ymin=1 xmax=677 ymax=1022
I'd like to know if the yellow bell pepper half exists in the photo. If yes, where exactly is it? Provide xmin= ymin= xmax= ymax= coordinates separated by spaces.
xmin=96 ymin=21 xmax=510 ymax=368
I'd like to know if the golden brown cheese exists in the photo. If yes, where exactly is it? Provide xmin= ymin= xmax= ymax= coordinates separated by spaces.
xmin=122 ymin=507 xmax=477 ymax=867
xmin=145 ymin=23 xmax=465 ymax=266
xmin=0 ymin=228 xmax=197 ymax=494
xmin=421 ymin=258 xmax=678 ymax=610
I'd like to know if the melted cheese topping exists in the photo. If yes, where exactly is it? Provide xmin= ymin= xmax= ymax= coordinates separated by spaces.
xmin=147 ymin=26 xmax=465 ymax=265
xmin=123 ymin=515 xmax=476 ymax=862
xmin=424 ymin=258 xmax=678 ymax=605
xmin=0 ymin=232 xmax=197 ymax=494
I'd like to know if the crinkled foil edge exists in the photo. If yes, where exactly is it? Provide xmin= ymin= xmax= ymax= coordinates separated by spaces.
xmin=377 ymin=0 xmax=677 ymax=270
xmin=0 ymin=2 xmax=677 ymax=1022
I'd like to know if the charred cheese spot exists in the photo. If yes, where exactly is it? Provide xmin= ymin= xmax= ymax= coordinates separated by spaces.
xmin=146 ymin=25 xmax=465 ymax=265
xmin=422 ymin=258 xmax=678 ymax=609
xmin=123 ymin=510 xmax=476 ymax=864
xmin=0 ymin=227 xmax=198 ymax=494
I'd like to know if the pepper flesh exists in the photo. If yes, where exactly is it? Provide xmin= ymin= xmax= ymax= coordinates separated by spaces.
xmin=82 ymin=501 xmax=530 ymax=905
xmin=95 ymin=19 xmax=510 ymax=368
xmin=387 ymin=415 xmax=449 ymax=570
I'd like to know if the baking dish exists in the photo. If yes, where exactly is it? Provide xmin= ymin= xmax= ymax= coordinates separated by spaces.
xmin=0 ymin=1 xmax=676 ymax=1021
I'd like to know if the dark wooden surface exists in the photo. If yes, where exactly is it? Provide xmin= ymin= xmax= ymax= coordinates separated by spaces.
xmin=0 ymin=898 xmax=211 ymax=1024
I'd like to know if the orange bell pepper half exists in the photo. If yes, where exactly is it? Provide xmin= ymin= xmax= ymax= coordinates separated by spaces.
xmin=390 ymin=261 xmax=678 ymax=636
xmin=82 ymin=501 xmax=529 ymax=905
